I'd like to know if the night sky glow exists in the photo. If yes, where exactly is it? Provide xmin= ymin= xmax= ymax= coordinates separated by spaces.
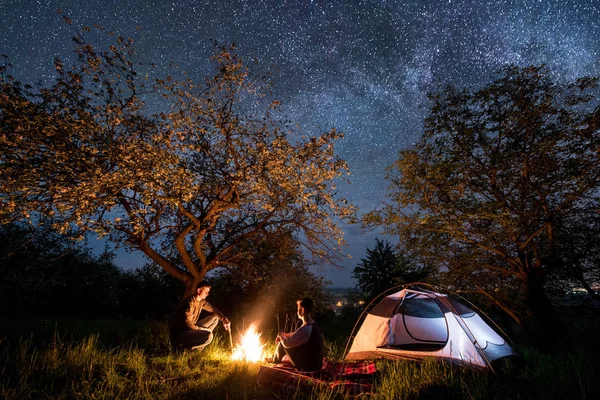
xmin=2 ymin=0 xmax=599 ymax=287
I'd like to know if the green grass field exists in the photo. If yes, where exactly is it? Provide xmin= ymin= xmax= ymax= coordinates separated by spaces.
xmin=1 ymin=317 xmax=598 ymax=399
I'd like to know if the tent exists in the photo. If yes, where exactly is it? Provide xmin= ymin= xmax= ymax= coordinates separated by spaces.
xmin=345 ymin=285 xmax=515 ymax=370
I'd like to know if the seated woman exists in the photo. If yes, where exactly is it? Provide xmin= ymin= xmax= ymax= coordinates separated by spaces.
xmin=270 ymin=298 xmax=324 ymax=372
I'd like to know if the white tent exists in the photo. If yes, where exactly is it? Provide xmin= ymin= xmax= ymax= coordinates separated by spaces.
xmin=345 ymin=286 xmax=515 ymax=369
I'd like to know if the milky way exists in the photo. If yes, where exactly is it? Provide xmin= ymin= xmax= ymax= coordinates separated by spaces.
xmin=2 ymin=0 xmax=599 ymax=286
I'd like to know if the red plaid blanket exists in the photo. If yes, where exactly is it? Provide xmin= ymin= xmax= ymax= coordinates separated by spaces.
xmin=322 ymin=358 xmax=377 ymax=377
xmin=257 ymin=359 xmax=375 ymax=397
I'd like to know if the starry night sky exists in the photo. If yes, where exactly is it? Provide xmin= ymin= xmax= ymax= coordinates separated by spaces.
xmin=2 ymin=0 xmax=599 ymax=287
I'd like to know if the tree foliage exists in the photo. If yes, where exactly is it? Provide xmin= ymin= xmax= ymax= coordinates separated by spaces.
xmin=0 ymin=222 xmax=181 ymax=318
xmin=352 ymin=238 xmax=436 ymax=301
xmin=550 ymin=209 xmax=600 ymax=301
xmin=208 ymin=229 xmax=333 ymax=332
xmin=366 ymin=66 xmax=600 ymax=336
xmin=0 ymin=27 xmax=355 ymax=297
xmin=118 ymin=263 xmax=183 ymax=319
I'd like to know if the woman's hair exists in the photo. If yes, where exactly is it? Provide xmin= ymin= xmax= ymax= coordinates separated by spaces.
xmin=297 ymin=298 xmax=314 ymax=312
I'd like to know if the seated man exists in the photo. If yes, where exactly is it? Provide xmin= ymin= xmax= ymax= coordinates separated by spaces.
xmin=169 ymin=280 xmax=231 ymax=351
xmin=271 ymin=298 xmax=324 ymax=372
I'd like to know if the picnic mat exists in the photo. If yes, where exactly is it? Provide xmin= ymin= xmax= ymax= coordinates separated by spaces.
xmin=257 ymin=358 xmax=376 ymax=397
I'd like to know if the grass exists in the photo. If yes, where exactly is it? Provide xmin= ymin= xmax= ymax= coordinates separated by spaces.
xmin=1 ymin=317 xmax=599 ymax=399
xmin=1 ymin=333 xmax=273 ymax=399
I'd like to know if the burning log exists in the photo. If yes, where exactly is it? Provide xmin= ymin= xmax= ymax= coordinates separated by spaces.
xmin=230 ymin=322 xmax=266 ymax=362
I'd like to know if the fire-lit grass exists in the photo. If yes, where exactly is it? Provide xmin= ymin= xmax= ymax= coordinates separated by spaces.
xmin=0 ymin=334 xmax=273 ymax=399
xmin=1 ymin=319 xmax=599 ymax=399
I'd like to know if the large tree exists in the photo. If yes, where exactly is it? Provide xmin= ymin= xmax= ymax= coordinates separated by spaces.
xmin=0 ymin=27 xmax=355 ymax=297
xmin=365 ymin=66 xmax=600 ymax=339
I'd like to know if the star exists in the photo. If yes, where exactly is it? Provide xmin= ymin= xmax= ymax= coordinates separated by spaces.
xmin=2 ymin=0 xmax=599 ymax=287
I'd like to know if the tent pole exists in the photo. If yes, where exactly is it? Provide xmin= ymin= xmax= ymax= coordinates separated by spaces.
xmin=439 ymin=296 xmax=495 ymax=372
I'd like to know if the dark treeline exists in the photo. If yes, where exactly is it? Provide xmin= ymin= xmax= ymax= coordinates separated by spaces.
xmin=0 ymin=222 xmax=335 ymax=335
xmin=0 ymin=222 xmax=183 ymax=320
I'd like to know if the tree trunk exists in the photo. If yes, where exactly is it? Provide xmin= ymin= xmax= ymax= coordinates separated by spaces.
xmin=575 ymin=265 xmax=600 ymax=303
xmin=183 ymin=281 xmax=196 ymax=300
xmin=181 ymin=272 xmax=207 ymax=301
xmin=525 ymin=271 xmax=569 ymax=348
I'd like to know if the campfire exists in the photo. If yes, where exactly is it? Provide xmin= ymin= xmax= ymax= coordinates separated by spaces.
xmin=230 ymin=322 xmax=266 ymax=362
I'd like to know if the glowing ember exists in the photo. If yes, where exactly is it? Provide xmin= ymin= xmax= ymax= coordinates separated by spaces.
xmin=230 ymin=323 xmax=265 ymax=362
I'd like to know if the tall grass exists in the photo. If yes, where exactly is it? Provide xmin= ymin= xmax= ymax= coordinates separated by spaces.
xmin=1 ymin=319 xmax=598 ymax=399
xmin=372 ymin=358 xmax=489 ymax=400
xmin=0 ymin=333 xmax=273 ymax=399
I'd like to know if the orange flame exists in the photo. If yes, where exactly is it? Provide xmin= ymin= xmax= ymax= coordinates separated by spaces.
xmin=230 ymin=322 xmax=265 ymax=362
